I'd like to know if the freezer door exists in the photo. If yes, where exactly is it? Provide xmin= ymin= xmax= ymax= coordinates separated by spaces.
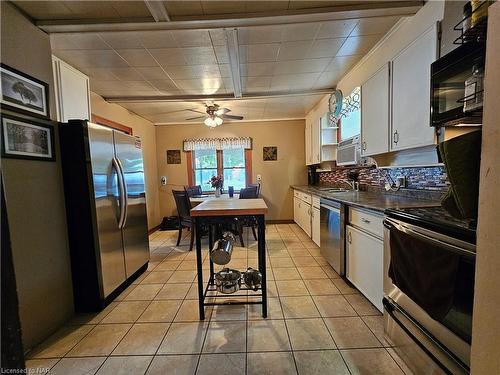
xmin=88 ymin=123 xmax=127 ymax=297
xmin=113 ymin=131 xmax=150 ymax=277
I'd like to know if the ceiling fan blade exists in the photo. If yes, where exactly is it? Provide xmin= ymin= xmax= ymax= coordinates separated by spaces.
xmin=220 ymin=108 xmax=231 ymax=114
xmin=185 ymin=116 xmax=206 ymax=120
xmin=222 ymin=114 xmax=244 ymax=120
xmin=186 ymin=109 xmax=207 ymax=115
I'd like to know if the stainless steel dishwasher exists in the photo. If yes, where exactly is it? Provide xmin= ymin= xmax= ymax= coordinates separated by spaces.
xmin=320 ymin=198 xmax=344 ymax=275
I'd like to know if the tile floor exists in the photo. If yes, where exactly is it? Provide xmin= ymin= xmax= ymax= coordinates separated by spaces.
xmin=26 ymin=224 xmax=412 ymax=375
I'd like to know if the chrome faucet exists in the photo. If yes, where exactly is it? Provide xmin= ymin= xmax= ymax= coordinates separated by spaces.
xmin=340 ymin=179 xmax=359 ymax=191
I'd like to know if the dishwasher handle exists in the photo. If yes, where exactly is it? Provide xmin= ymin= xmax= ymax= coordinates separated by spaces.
xmin=320 ymin=204 xmax=340 ymax=213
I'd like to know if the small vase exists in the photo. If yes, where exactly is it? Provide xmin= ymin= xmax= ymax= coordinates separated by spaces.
xmin=215 ymin=187 xmax=222 ymax=197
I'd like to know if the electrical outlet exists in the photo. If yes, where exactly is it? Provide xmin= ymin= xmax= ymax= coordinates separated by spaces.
xmin=160 ymin=176 xmax=167 ymax=186
xmin=257 ymin=174 xmax=262 ymax=182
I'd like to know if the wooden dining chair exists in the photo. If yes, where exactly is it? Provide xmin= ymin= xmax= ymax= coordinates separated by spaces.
xmin=234 ymin=186 xmax=259 ymax=246
xmin=172 ymin=190 xmax=196 ymax=251
xmin=184 ymin=185 xmax=202 ymax=197
xmin=246 ymin=183 xmax=261 ymax=197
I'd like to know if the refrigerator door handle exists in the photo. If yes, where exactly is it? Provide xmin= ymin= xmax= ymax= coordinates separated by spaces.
xmin=113 ymin=157 xmax=126 ymax=228
xmin=115 ymin=157 xmax=128 ymax=228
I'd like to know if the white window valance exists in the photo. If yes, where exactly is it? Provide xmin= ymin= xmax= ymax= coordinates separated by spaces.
xmin=183 ymin=137 xmax=252 ymax=151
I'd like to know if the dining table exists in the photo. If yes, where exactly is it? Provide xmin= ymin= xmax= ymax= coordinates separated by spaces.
xmin=190 ymin=197 xmax=268 ymax=320
xmin=189 ymin=193 xmax=239 ymax=205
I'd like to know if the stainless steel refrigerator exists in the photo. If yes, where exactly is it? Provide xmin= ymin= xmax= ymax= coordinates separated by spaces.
xmin=60 ymin=120 xmax=149 ymax=311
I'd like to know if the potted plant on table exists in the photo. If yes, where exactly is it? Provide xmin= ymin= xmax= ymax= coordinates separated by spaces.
xmin=209 ymin=175 xmax=224 ymax=197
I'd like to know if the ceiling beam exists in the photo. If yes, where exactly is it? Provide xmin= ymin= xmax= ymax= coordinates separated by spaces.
xmin=144 ymin=0 xmax=170 ymax=22
xmin=224 ymin=28 xmax=242 ymax=99
xmin=37 ymin=2 xmax=422 ymax=33
xmin=104 ymin=89 xmax=333 ymax=104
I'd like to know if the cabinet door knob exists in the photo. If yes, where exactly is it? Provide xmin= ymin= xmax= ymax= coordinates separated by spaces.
xmin=393 ymin=130 xmax=399 ymax=144
xmin=362 ymin=141 xmax=367 ymax=151
xmin=361 ymin=218 xmax=371 ymax=224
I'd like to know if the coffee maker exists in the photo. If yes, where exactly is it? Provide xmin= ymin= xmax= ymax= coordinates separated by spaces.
xmin=307 ymin=166 xmax=319 ymax=185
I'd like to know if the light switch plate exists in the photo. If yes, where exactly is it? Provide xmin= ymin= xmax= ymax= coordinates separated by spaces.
xmin=257 ymin=174 xmax=262 ymax=182
xmin=160 ymin=176 xmax=167 ymax=185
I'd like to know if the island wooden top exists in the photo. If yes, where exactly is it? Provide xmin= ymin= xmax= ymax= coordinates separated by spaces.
xmin=190 ymin=198 xmax=268 ymax=217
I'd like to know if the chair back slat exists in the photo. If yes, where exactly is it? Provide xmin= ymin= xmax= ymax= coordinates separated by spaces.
xmin=173 ymin=190 xmax=191 ymax=218
xmin=239 ymin=186 xmax=258 ymax=199
xmin=184 ymin=185 xmax=202 ymax=197
xmin=247 ymin=183 xmax=261 ymax=196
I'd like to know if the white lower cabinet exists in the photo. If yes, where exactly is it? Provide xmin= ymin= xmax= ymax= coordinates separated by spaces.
xmin=311 ymin=206 xmax=320 ymax=246
xmin=293 ymin=191 xmax=311 ymax=237
xmin=346 ymin=224 xmax=384 ymax=311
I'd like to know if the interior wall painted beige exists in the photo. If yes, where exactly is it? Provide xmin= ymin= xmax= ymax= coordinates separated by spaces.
xmin=155 ymin=120 xmax=307 ymax=221
xmin=90 ymin=92 xmax=161 ymax=229
xmin=1 ymin=2 xmax=74 ymax=350
xmin=471 ymin=4 xmax=500 ymax=374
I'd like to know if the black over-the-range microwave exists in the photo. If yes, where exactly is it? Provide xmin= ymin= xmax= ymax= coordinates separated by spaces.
xmin=430 ymin=42 xmax=485 ymax=127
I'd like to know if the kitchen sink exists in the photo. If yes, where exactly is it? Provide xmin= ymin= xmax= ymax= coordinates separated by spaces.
xmin=316 ymin=187 xmax=349 ymax=193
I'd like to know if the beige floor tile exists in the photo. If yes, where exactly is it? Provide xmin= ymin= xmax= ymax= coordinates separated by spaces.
xmin=301 ymin=240 xmax=319 ymax=249
xmin=132 ymin=272 xmax=149 ymax=284
xmin=49 ymin=357 xmax=106 ymax=375
xmin=202 ymin=321 xmax=246 ymax=353
xmin=268 ymin=249 xmax=290 ymax=258
xmin=177 ymin=260 xmax=198 ymax=270
xmin=155 ymin=283 xmax=191 ymax=300
xmin=186 ymin=282 xmax=203 ymax=300
xmin=345 ymin=294 xmax=381 ymax=316
xmin=25 ymin=358 xmax=59 ymax=372
xmin=307 ymin=248 xmax=322 ymax=257
xmin=157 ymin=322 xmax=208 ymax=354
xmin=266 ymin=280 xmax=278 ymax=297
xmin=247 ymin=352 xmax=297 ymax=375
xmin=27 ymin=324 xmax=95 ymax=358
xmin=286 ymin=318 xmax=336 ymax=350
xmin=322 ymin=266 xmax=341 ymax=279
xmin=280 ymin=296 xmax=320 ymax=318
xmin=362 ymin=316 xmax=392 ymax=347
xmin=138 ymin=300 xmax=182 ymax=322
xmin=292 ymin=256 xmax=319 ymax=267
xmin=175 ymin=299 xmax=212 ymax=322
xmin=386 ymin=348 xmax=415 ymax=375
xmin=112 ymin=323 xmax=169 ymax=355
xmin=313 ymin=295 xmax=357 ymax=318
xmin=287 ymin=249 xmax=312 ymax=258
xmin=146 ymin=354 xmax=198 ymax=375
xmin=163 ymin=251 xmax=189 ymax=261
xmin=247 ymin=297 xmax=283 ymax=320
xmin=313 ymin=256 xmax=329 ymax=266
xmin=276 ymin=280 xmax=309 ymax=296
xmin=332 ymin=278 xmax=359 ymax=294
xmin=197 ymin=353 xmax=246 ymax=375
xmin=297 ymin=266 xmax=328 ymax=280
xmin=124 ymin=284 xmax=163 ymax=301
xmin=168 ymin=270 xmax=197 ymax=283
xmin=211 ymin=304 xmax=247 ymax=321
xmin=273 ymin=267 xmax=301 ymax=280
xmin=141 ymin=270 xmax=174 ymax=284
xmin=303 ymin=279 xmax=341 ymax=296
xmin=96 ymin=355 xmax=152 ymax=374
xmin=114 ymin=283 xmax=138 ymax=301
xmin=154 ymin=260 xmax=181 ymax=271
xmin=67 ymin=324 xmax=131 ymax=357
xmin=325 ymin=317 xmax=382 ymax=349
xmin=341 ymin=348 xmax=405 ymax=375
xmin=147 ymin=261 xmax=160 ymax=271
xmin=266 ymin=240 xmax=286 ymax=250
xmin=270 ymin=257 xmax=295 ymax=268
xmin=101 ymin=301 xmax=150 ymax=323
xmin=68 ymin=302 xmax=119 ymax=325
xmin=294 ymin=350 xmax=350 ymax=375
xmin=247 ymin=320 xmax=291 ymax=352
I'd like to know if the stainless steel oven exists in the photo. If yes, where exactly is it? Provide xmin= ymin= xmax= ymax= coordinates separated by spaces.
xmin=383 ymin=215 xmax=476 ymax=375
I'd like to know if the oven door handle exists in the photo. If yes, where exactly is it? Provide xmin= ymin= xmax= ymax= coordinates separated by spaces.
xmin=384 ymin=218 xmax=475 ymax=258
xmin=383 ymin=298 xmax=469 ymax=375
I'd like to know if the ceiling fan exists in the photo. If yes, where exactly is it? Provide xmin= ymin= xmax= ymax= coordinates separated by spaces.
xmin=185 ymin=103 xmax=244 ymax=127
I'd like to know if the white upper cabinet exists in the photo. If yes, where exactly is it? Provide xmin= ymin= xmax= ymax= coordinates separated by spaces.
xmin=305 ymin=118 xmax=312 ymax=165
xmin=391 ymin=24 xmax=438 ymax=151
xmin=52 ymin=56 xmax=91 ymax=122
xmin=311 ymin=116 xmax=321 ymax=164
xmin=361 ymin=63 xmax=390 ymax=156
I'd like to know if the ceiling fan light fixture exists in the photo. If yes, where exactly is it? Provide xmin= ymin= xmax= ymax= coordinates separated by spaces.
xmin=214 ymin=116 xmax=223 ymax=126
xmin=204 ymin=117 xmax=216 ymax=127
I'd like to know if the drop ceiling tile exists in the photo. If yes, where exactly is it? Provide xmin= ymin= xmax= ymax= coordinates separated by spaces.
xmin=242 ymin=76 xmax=272 ymax=90
xmin=164 ymin=0 xmax=204 ymax=17
xmin=191 ymin=65 xmax=222 ymax=79
xmin=90 ymin=80 xmax=155 ymax=92
xmin=316 ymin=20 xmax=359 ymax=39
xmin=54 ymin=50 xmax=128 ymax=68
xmin=149 ymin=48 xmax=187 ymax=66
xmin=62 ymin=1 xmax=119 ymax=19
xmin=201 ymin=1 xmax=247 ymax=15
xmin=244 ymin=1 xmax=289 ymax=13
xmin=171 ymin=29 xmax=212 ymax=47
xmin=94 ymin=90 xmax=162 ymax=98
xmin=51 ymin=33 xmax=110 ymax=50
xmin=325 ymin=55 xmax=360 ymax=72
xmin=182 ymin=47 xmax=218 ymax=65
xmin=116 ymin=49 xmax=159 ymax=67
xmin=100 ymin=32 xmax=144 ymax=49
xmin=239 ymin=44 xmax=280 ymax=63
xmin=106 ymin=68 xmax=144 ymax=81
xmin=336 ymin=35 xmax=381 ymax=56
xmin=308 ymin=38 xmax=346 ymax=58
xmin=135 ymin=67 xmax=170 ymax=80
xmin=274 ymin=58 xmax=331 ymax=75
xmin=218 ymin=64 xmax=231 ymax=78
xmin=79 ymin=67 xmax=121 ymax=81
xmin=214 ymin=46 xmax=229 ymax=64
xmin=313 ymin=70 xmax=344 ymax=89
xmin=175 ymin=78 xmax=223 ymax=90
xmin=351 ymin=16 xmax=400 ymax=36
xmin=238 ymin=26 xmax=284 ymax=44
xmin=149 ymin=79 xmax=180 ymax=91
xmin=271 ymin=73 xmax=320 ymax=91
xmin=282 ymin=23 xmax=320 ymax=42
xmin=111 ymin=1 xmax=152 ymax=18
xmin=240 ymin=62 xmax=276 ymax=77
xmin=137 ymin=31 xmax=178 ymax=48
xmin=209 ymin=29 xmax=226 ymax=46
xmin=162 ymin=65 xmax=196 ymax=80
xmin=276 ymin=41 xmax=313 ymax=61
xmin=12 ymin=1 xmax=73 ymax=20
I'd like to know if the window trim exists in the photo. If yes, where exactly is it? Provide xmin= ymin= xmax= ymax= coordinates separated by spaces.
xmin=186 ymin=149 xmax=252 ymax=191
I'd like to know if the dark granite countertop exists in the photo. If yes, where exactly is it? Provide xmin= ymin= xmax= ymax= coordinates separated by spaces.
xmin=292 ymin=185 xmax=440 ymax=212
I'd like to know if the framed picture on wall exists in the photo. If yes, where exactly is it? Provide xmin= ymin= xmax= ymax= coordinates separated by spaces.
xmin=1 ymin=114 xmax=55 ymax=161
xmin=0 ymin=64 xmax=49 ymax=119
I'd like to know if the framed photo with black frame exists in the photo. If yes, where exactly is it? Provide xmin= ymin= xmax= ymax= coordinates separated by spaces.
xmin=0 ymin=63 xmax=49 ymax=119
xmin=1 ymin=113 xmax=56 ymax=161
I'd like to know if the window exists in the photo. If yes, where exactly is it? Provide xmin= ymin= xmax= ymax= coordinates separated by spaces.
xmin=340 ymin=87 xmax=361 ymax=141
xmin=193 ymin=148 xmax=247 ymax=191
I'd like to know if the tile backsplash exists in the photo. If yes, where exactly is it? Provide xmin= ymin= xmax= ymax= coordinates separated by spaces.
xmin=318 ymin=166 xmax=449 ymax=192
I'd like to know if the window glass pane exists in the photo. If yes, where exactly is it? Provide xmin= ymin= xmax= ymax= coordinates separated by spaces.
xmin=194 ymin=149 xmax=216 ymax=168
xmin=340 ymin=87 xmax=361 ymax=141
xmin=223 ymin=168 xmax=246 ymax=191
xmin=195 ymin=169 xmax=217 ymax=191
xmin=223 ymin=148 xmax=245 ymax=168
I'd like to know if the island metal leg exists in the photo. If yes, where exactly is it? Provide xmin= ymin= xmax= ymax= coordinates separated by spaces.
xmin=208 ymin=225 xmax=214 ymax=286
xmin=257 ymin=214 xmax=267 ymax=318
xmin=195 ymin=218 xmax=205 ymax=320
